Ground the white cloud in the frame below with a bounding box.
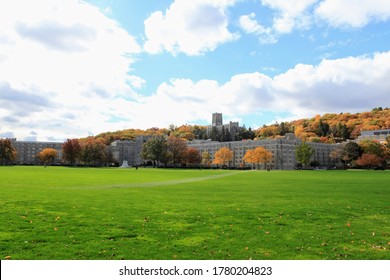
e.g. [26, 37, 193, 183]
[261, 0, 316, 33]
[143, 0, 239, 55]
[239, 0, 316, 44]
[239, 13, 276, 44]
[1, 1, 389, 140]
[240, 0, 390, 44]
[0, 0, 141, 141]
[133, 51, 390, 128]
[315, 0, 390, 28]
[262, 51, 390, 116]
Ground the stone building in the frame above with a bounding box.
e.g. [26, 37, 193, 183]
[212, 112, 223, 126]
[7, 133, 336, 169]
[109, 136, 150, 166]
[188, 133, 336, 169]
[206, 112, 240, 140]
[10, 139, 63, 165]
[356, 129, 390, 143]
[5, 112, 338, 168]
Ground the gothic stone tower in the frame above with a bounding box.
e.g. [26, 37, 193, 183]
[212, 112, 223, 126]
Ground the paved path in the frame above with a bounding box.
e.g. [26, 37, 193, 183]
[80, 171, 244, 190]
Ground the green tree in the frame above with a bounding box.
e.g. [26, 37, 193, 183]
[295, 142, 315, 168]
[341, 142, 362, 166]
[279, 122, 287, 136]
[141, 136, 169, 167]
[210, 126, 220, 141]
[316, 119, 329, 137]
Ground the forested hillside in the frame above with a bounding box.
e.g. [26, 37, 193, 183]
[87, 108, 390, 144]
[255, 107, 390, 143]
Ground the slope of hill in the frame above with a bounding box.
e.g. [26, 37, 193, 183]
[255, 107, 390, 142]
[86, 108, 389, 144]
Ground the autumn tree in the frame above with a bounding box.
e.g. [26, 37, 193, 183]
[0, 139, 17, 165]
[185, 147, 202, 166]
[62, 139, 81, 166]
[295, 142, 315, 168]
[79, 137, 107, 166]
[37, 148, 57, 166]
[201, 151, 212, 167]
[243, 147, 273, 169]
[212, 147, 233, 167]
[141, 136, 169, 167]
[172, 125, 196, 140]
[357, 139, 388, 168]
[356, 154, 383, 169]
[254, 108, 390, 142]
[359, 140, 386, 158]
[167, 136, 188, 165]
[243, 149, 255, 168]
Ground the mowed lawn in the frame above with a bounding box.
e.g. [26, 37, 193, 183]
[0, 166, 389, 260]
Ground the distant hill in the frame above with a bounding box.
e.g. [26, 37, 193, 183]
[255, 107, 390, 143]
[86, 108, 390, 144]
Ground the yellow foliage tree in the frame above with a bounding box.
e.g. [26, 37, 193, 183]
[212, 147, 233, 166]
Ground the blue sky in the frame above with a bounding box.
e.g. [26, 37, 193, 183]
[1, 0, 390, 141]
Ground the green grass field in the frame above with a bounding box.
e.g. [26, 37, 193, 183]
[0, 166, 389, 260]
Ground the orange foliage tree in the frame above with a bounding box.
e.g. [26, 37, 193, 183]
[255, 108, 390, 142]
[185, 147, 202, 166]
[243, 146, 273, 169]
[356, 154, 383, 169]
[212, 147, 233, 166]
[37, 148, 57, 166]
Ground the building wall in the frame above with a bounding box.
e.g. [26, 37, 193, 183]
[10, 139, 63, 165]
[212, 112, 223, 126]
[187, 133, 336, 169]
[8, 133, 337, 169]
[357, 129, 390, 143]
[109, 135, 151, 166]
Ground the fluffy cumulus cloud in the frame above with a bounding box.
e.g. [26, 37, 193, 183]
[137, 51, 390, 125]
[0, 0, 141, 141]
[143, 0, 239, 55]
[271, 52, 390, 117]
[240, 0, 390, 44]
[1, 0, 389, 141]
[240, 0, 316, 44]
[239, 13, 276, 44]
[315, 0, 390, 28]
[261, 0, 316, 33]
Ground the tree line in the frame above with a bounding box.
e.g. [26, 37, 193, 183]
[1, 132, 389, 169]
